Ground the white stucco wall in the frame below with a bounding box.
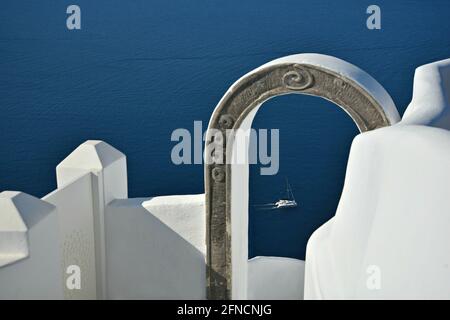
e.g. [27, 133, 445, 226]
[0, 192, 63, 299]
[105, 194, 206, 299]
[55, 140, 128, 299]
[305, 125, 450, 299]
[0, 140, 128, 299]
[43, 173, 97, 299]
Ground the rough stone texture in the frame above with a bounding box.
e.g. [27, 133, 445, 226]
[205, 56, 398, 299]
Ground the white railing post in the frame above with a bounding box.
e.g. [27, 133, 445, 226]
[56, 140, 127, 299]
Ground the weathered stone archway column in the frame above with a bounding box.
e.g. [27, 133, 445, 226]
[204, 54, 400, 299]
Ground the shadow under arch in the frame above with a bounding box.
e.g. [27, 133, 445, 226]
[204, 53, 400, 299]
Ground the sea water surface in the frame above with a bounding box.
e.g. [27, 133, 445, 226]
[1, 0, 450, 260]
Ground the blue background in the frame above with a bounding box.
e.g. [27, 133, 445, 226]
[1, 0, 449, 260]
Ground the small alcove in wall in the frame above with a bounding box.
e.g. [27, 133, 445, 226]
[204, 54, 400, 299]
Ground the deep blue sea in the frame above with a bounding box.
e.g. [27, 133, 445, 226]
[1, 0, 450, 260]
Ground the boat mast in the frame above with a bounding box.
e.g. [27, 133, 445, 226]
[285, 178, 296, 201]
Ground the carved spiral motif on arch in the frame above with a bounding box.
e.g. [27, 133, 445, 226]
[282, 64, 314, 90]
[218, 114, 235, 129]
[211, 166, 225, 182]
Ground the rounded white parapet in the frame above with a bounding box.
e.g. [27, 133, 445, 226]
[305, 125, 450, 299]
[401, 58, 450, 130]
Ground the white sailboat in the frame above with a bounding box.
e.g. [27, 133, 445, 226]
[274, 178, 297, 209]
[254, 178, 298, 210]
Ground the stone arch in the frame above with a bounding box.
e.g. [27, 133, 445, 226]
[204, 54, 399, 299]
